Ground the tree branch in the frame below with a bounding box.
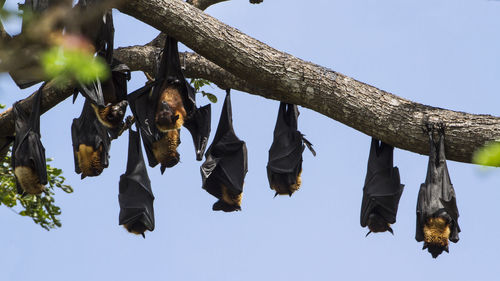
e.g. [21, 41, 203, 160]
[186, 0, 229, 11]
[117, 0, 500, 164]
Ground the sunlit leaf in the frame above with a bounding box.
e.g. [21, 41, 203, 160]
[472, 141, 500, 167]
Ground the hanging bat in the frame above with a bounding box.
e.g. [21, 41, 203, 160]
[12, 83, 47, 195]
[72, 2, 130, 134]
[416, 124, 460, 258]
[201, 90, 247, 212]
[360, 138, 404, 236]
[71, 100, 111, 179]
[128, 35, 211, 173]
[91, 58, 131, 139]
[118, 127, 155, 238]
[266, 102, 315, 197]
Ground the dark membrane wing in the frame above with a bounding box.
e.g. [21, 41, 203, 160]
[127, 82, 162, 167]
[201, 90, 248, 210]
[360, 138, 404, 229]
[118, 128, 155, 235]
[415, 128, 460, 257]
[71, 100, 111, 177]
[12, 84, 48, 194]
[184, 104, 211, 161]
[267, 103, 313, 196]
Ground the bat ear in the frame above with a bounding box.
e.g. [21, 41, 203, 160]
[274, 192, 279, 198]
[141, 233, 146, 239]
[365, 231, 372, 237]
[160, 164, 166, 175]
[387, 226, 394, 235]
[422, 243, 428, 250]
[81, 174, 86, 180]
[444, 245, 449, 253]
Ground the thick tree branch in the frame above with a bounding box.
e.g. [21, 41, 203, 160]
[0, 81, 73, 137]
[116, 0, 500, 165]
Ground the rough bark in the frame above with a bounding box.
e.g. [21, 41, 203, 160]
[116, 0, 500, 164]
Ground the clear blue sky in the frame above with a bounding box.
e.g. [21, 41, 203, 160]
[1, 0, 500, 280]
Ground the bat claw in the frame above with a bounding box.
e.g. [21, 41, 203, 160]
[274, 192, 279, 198]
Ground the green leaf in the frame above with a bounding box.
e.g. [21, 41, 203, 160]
[202, 91, 218, 103]
[41, 47, 109, 85]
[472, 141, 500, 166]
[0, 147, 73, 230]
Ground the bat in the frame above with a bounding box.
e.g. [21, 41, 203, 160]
[118, 127, 155, 238]
[416, 124, 460, 258]
[360, 138, 404, 236]
[266, 102, 315, 197]
[12, 83, 47, 195]
[91, 58, 131, 139]
[201, 90, 247, 212]
[128, 35, 211, 173]
[71, 99, 111, 179]
[73, 2, 130, 134]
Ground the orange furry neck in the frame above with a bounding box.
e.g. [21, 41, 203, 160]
[423, 217, 451, 247]
[14, 166, 45, 194]
[77, 144, 104, 178]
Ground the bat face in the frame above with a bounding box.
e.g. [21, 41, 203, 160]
[270, 170, 302, 197]
[267, 103, 314, 197]
[91, 100, 128, 129]
[152, 130, 181, 173]
[155, 86, 186, 132]
[71, 100, 111, 179]
[360, 138, 404, 236]
[201, 91, 248, 212]
[119, 128, 155, 238]
[12, 84, 47, 195]
[415, 125, 460, 258]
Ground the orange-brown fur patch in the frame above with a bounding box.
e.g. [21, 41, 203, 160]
[14, 166, 45, 194]
[272, 171, 302, 196]
[91, 104, 114, 128]
[156, 86, 186, 132]
[152, 130, 180, 167]
[423, 217, 451, 247]
[221, 184, 242, 207]
[77, 144, 104, 177]
[123, 223, 147, 236]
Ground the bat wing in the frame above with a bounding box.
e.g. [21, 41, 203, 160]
[360, 139, 403, 227]
[118, 128, 155, 233]
[128, 83, 162, 168]
[71, 101, 111, 176]
[202, 91, 247, 204]
[12, 84, 48, 193]
[183, 104, 211, 161]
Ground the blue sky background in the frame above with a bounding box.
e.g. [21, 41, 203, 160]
[1, 0, 500, 280]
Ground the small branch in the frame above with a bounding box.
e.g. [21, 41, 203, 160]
[186, 0, 229, 11]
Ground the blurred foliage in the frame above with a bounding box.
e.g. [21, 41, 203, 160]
[0, 104, 5, 109]
[472, 141, 500, 167]
[41, 46, 109, 85]
[0, 149, 73, 230]
[190, 78, 217, 103]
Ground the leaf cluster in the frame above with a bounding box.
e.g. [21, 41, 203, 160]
[0, 150, 73, 230]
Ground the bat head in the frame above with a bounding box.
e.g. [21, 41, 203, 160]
[124, 222, 149, 239]
[212, 199, 242, 212]
[105, 100, 128, 126]
[422, 216, 451, 258]
[160, 152, 180, 174]
[366, 213, 393, 234]
[423, 243, 449, 258]
[155, 101, 180, 130]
